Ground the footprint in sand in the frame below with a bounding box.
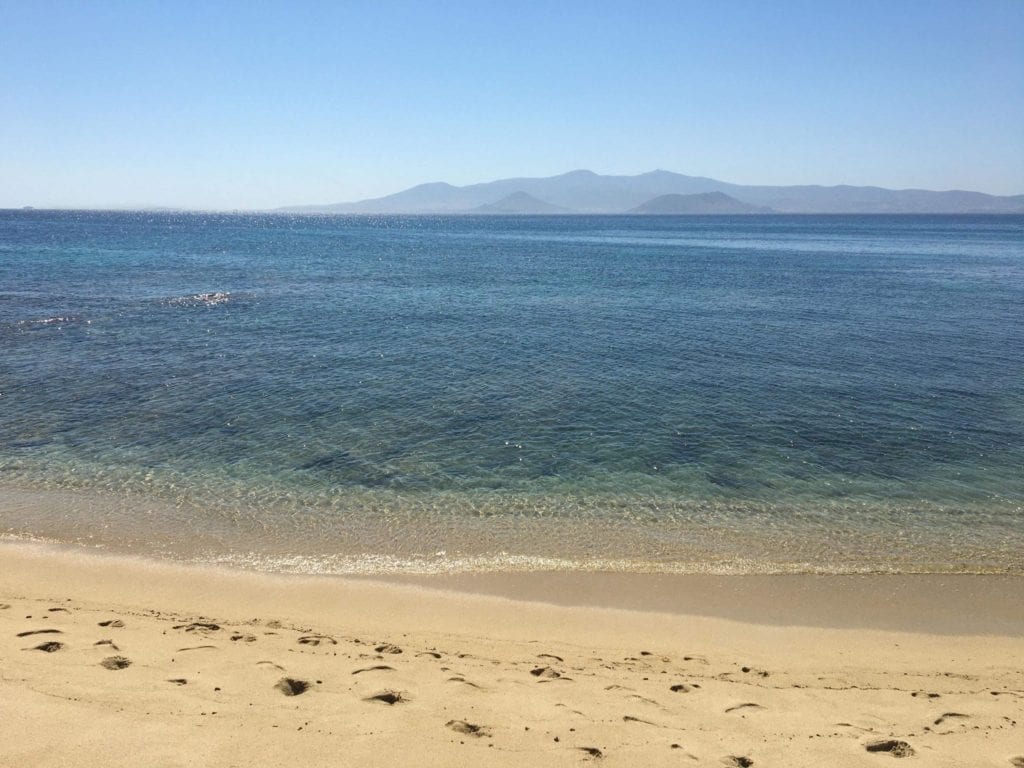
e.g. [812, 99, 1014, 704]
[554, 703, 587, 717]
[531, 666, 561, 679]
[578, 747, 603, 758]
[626, 694, 661, 707]
[230, 633, 257, 642]
[31, 641, 64, 653]
[446, 720, 490, 737]
[98, 619, 124, 628]
[352, 665, 395, 675]
[933, 712, 969, 726]
[177, 645, 217, 652]
[94, 639, 120, 650]
[723, 757, 754, 767]
[0, 604, 11, 610]
[417, 651, 442, 659]
[257, 661, 286, 671]
[865, 740, 914, 758]
[447, 676, 482, 689]
[16, 629, 62, 637]
[364, 690, 405, 705]
[740, 666, 770, 678]
[375, 643, 403, 654]
[725, 703, 763, 714]
[623, 715, 662, 727]
[1009, 757, 1024, 768]
[298, 635, 337, 646]
[670, 683, 700, 693]
[274, 677, 310, 696]
[100, 656, 132, 670]
[173, 622, 220, 633]
[47, 607, 69, 613]
[167, 678, 188, 685]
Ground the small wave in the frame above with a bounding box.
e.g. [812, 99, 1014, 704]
[167, 291, 232, 307]
[193, 551, 1005, 577]
[0, 532, 66, 547]
[16, 315, 90, 329]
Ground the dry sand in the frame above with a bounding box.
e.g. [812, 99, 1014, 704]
[1, 542, 1022, 767]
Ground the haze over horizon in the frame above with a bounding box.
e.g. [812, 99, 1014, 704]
[3, 1, 1023, 210]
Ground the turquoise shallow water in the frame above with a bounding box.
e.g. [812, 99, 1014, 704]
[1, 211, 1022, 573]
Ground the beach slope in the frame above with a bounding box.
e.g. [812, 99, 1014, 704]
[2, 544, 1022, 767]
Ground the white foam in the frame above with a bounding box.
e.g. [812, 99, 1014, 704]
[167, 291, 231, 306]
[191, 550, 951, 577]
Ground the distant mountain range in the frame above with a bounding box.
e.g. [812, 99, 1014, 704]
[277, 169, 1024, 215]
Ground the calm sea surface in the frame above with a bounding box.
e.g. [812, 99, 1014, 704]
[1, 211, 1022, 573]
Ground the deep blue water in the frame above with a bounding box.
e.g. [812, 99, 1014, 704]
[1, 211, 1022, 573]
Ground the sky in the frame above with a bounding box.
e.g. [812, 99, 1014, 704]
[2, 0, 1022, 209]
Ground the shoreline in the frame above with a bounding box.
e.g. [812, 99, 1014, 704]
[4, 538, 1024, 634]
[3, 541, 1023, 766]
[4, 486, 1022, 580]
[3, 539, 1023, 635]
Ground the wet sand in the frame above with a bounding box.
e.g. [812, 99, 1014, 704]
[386, 571, 1024, 635]
[2, 542, 1023, 767]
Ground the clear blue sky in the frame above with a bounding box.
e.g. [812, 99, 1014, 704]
[2, 0, 1022, 209]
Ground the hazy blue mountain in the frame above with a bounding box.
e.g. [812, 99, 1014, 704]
[469, 191, 573, 214]
[276, 170, 726, 213]
[277, 169, 1024, 214]
[722, 185, 1024, 214]
[629, 192, 770, 214]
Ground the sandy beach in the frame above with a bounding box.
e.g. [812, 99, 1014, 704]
[2, 543, 1022, 767]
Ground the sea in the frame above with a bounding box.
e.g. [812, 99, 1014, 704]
[1, 211, 1022, 575]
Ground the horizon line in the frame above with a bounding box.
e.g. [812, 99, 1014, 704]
[7, 168, 1024, 212]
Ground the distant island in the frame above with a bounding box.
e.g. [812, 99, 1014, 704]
[276, 169, 1024, 215]
[628, 192, 771, 215]
[469, 191, 572, 214]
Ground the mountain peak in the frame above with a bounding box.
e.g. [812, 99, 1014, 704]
[409, 181, 457, 191]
